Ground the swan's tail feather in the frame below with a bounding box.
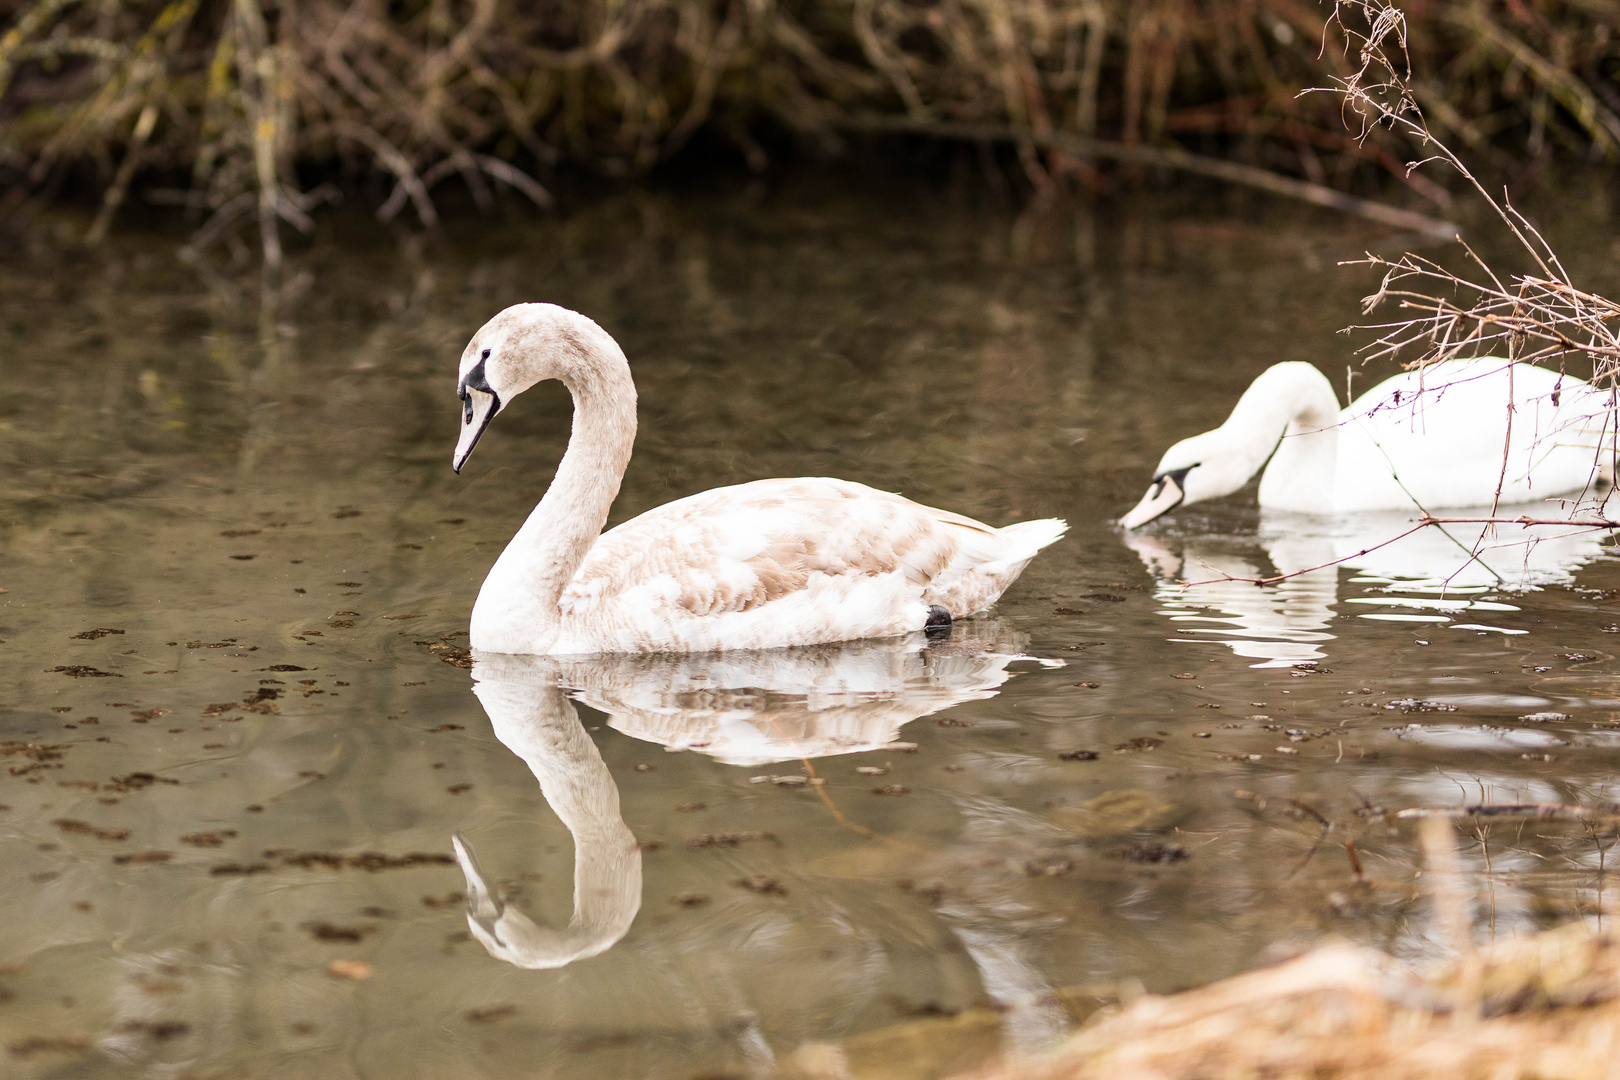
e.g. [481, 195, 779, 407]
[996, 517, 1068, 561]
[926, 516, 1066, 615]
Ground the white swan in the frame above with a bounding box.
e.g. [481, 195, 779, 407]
[1121, 358, 1614, 528]
[454, 303, 1067, 654]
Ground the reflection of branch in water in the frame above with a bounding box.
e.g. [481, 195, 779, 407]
[1177, 522, 1433, 588]
[1178, 515, 1616, 589]
[1584, 822, 1620, 935]
[180, 255, 320, 478]
[797, 756, 916, 852]
[1282, 824, 1333, 884]
[839, 114, 1458, 237]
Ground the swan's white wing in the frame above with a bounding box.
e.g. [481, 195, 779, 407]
[553, 478, 1062, 653]
[1339, 359, 1613, 510]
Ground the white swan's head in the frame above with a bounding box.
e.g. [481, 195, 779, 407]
[453, 303, 629, 473]
[1120, 427, 1261, 529]
[1121, 363, 1342, 528]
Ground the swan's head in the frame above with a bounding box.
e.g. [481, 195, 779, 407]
[453, 303, 627, 473]
[1120, 363, 1339, 528]
[1120, 428, 1257, 529]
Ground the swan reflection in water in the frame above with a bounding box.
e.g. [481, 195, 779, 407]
[1126, 507, 1612, 667]
[457, 651, 642, 969]
[455, 621, 1054, 968]
[559, 618, 1055, 766]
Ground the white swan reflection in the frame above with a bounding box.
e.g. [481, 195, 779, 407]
[557, 618, 1053, 766]
[457, 652, 642, 969]
[1127, 507, 1612, 667]
[456, 623, 1051, 969]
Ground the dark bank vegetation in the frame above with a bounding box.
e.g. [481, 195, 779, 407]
[5, 0, 1620, 262]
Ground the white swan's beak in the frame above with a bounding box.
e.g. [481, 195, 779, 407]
[453, 365, 501, 473]
[1120, 475, 1185, 529]
[452, 832, 503, 925]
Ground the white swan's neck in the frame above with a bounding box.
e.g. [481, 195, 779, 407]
[471, 355, 637, 654]
[1234, 363, 1342, 513]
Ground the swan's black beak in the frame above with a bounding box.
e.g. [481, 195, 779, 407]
[453, 359, 500, 474]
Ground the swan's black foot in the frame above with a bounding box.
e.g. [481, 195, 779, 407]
[924, 605, 953, 638]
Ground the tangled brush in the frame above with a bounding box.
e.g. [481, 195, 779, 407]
[4, 0, 1620, 261]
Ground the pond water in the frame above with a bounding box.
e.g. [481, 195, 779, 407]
[5, 172, 1620, 1079]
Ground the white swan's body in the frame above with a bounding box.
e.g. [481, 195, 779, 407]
[454, 304, 1066, 655]
[1121, 358, 1614, 527]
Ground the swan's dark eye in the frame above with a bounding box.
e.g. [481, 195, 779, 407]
[481, 348, 491, 361]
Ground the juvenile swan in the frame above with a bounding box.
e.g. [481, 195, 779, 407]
[454, 303, 1067, 655]
[1121, 358, 1614, 528]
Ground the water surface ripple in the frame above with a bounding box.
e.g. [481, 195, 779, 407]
[4, 183, 1620, 1078]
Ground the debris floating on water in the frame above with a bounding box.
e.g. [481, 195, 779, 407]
[52, 819, 129, 841]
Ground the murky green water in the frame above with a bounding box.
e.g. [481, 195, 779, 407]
[6, 174, 1620, 1078]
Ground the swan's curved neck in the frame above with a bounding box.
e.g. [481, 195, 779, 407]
[1228, 364, 1343, 513]
[471, 354, 637, 654]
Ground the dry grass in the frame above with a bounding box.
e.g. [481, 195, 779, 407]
[1322, 1, 1620, 396]
[5, 1, 1620, 261]
[963, 922, 1620, 1080]
[958, 818, 1620, 1080]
